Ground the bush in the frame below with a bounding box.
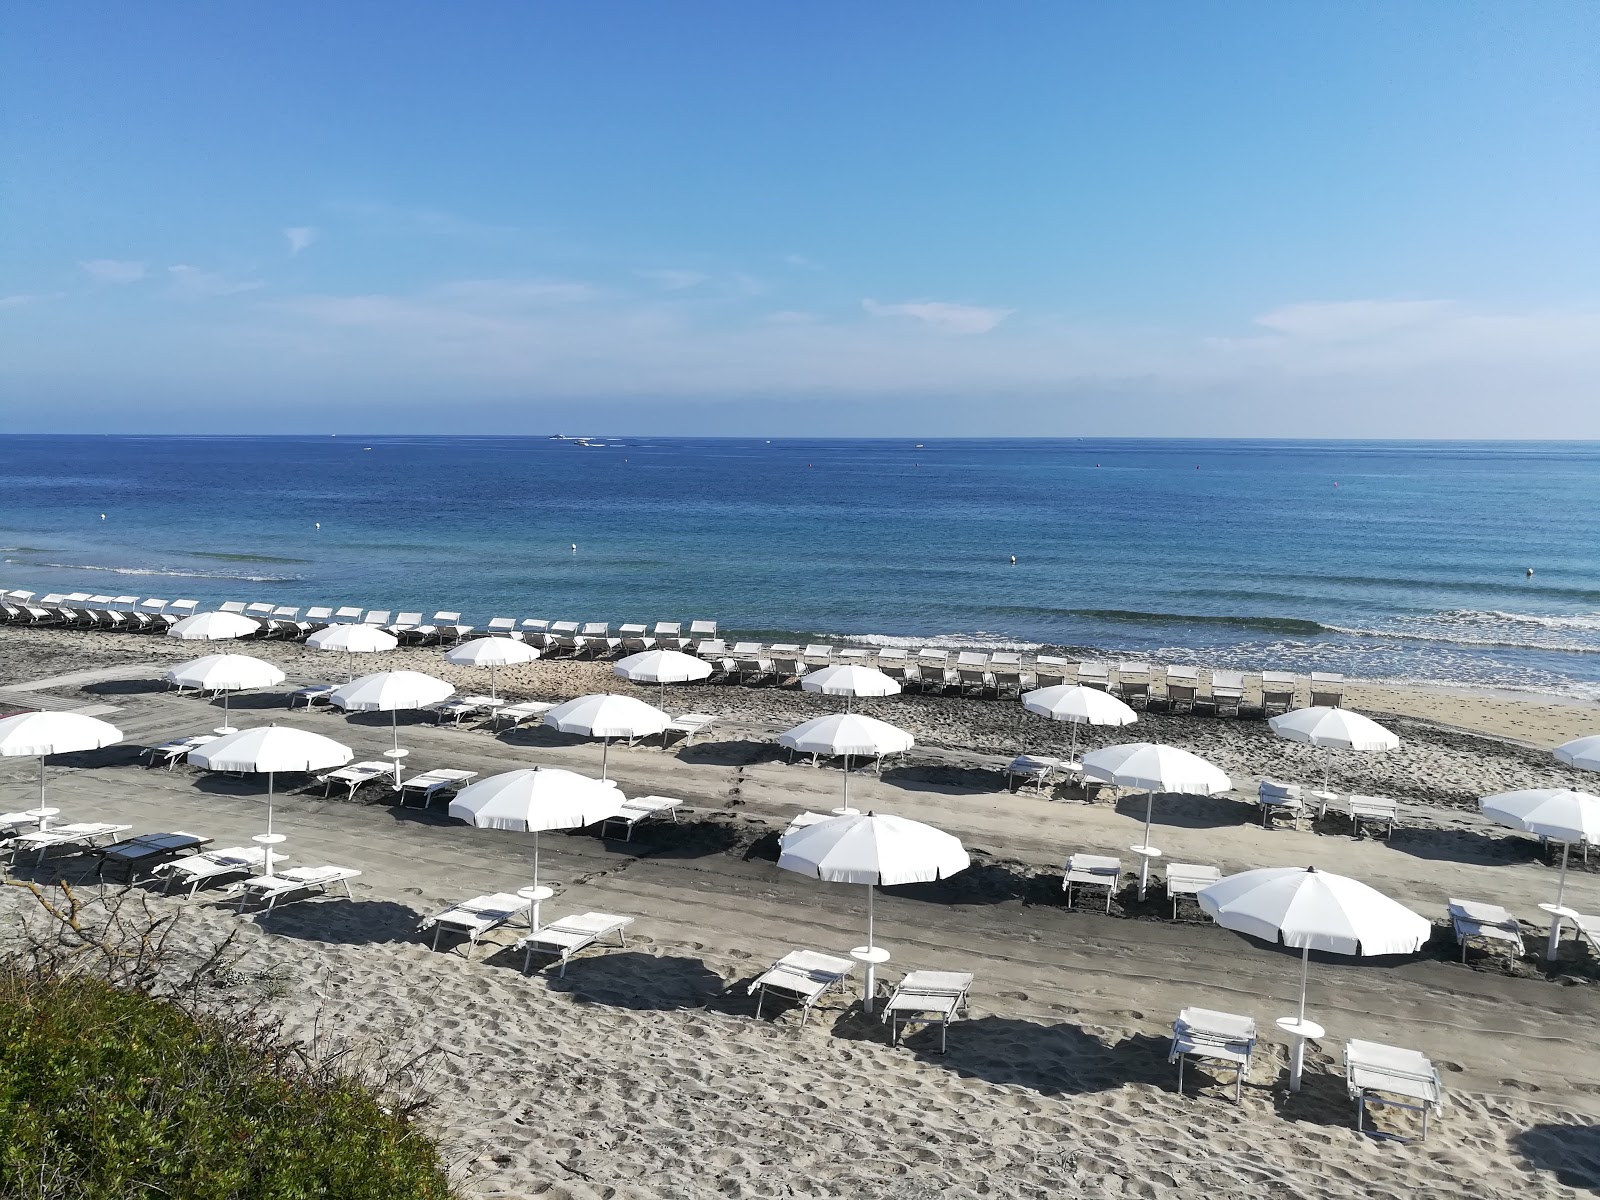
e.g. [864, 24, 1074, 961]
[0, 884, 454, 1200]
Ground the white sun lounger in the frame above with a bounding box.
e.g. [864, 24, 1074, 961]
[140, 733, 220, 770]
[780, 811, 836, 846]
[600, 795, 683, 840]
[11, 823, 133, 865]
[419, 892, 532, 958]
[288, 684, 339, 710]
[1341, 794, 1398, 838]
[515, 911, 635, 975]
[662, 712, 716, 747]
[1164, 863, 1222, 918]
[1171, 1007, 1256, 1103]
[318, 760, 396, 800]
[1448, 897, 1524, 961]
[1063, 854, 1122, 912]
[882, 970, 973, 1052]
[397, 768, 477, 806]
[1258, 779, 1304, 829]
[234, 865, 361, 912]
[493, 700, 557, 730]
[1260, 671, 1298, 715]
[1209, 670, 1247, 716]
[1005, 753, 1070, 794]
[154, 846, 286, 897]
[1344, 1039, 1444, 1140]
[748, 950, 855, 1026]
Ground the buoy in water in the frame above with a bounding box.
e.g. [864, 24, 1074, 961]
[1009, 555, 1017, 565]
[314, 522, 321, 529]
[1527, 567, 1535, 577]
[99, 513, 106, 520]
[571, 543, 578, 553]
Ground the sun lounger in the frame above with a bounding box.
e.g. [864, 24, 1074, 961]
[1209, 670, 1246, 717]
[618, 623, 652, 654]
[600, 795, 683, 840]
[687, 619, 718, 647]
[1310, 672, 1345, 708]
[915, 649, 951, 693]
[1163, 665, 1200, 713]
[486, 617, 523, 639]
[1171, 1008, 1256, 1103]
[363, 610, 392, 627]
[653, 621, 684, 648]
[0, 810, 44, 838]
[11, 823, 134, 865]
[1260, 671, 1298, 715]
[520, 618, 552, 646]
[288, 684, 339, 710]
[303, 606, 336, 630]
[245, 602, 276, 625]
[332, 606, 363, 623]
[748, 949, 855, 1026]
[219, 601, 249, 616]
[318, 760, 397, 800]
[154, 846, 284, 897]
[386, 612, 425, 642]
[1006, 753, 1070, 794]
[1258, 779, 1303, 829]
[1448, 897, 1524, 961]
[1164, 863, 1222, 918]
[733, 643, 773, 684]
[1032, 658, 1067, 690]
[487, 700, 555, 731]
[770, 649, 806, 683]
[397, 768, 477, 806]
[1341, 794, 1398, 838]
[1076, 660, 1111, 691]
[516, 911, 634, 975]
[424, 611, 471, 644]
[1116, 662, 1153, 709]
[93, 831, 212, 880]
[882, 970, 973, 1052]
[234, 865, 361, 912]
[576, 622, 611, 657]
[662, 713, 716, 747]
[1062, 853, 1122, 912]
[420, 892, 532, 958]
[430, 698, 490, 726]
[1344, 1039, 1444, 1140]
[141, 734, 220, 770]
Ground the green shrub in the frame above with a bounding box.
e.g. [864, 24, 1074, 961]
[0, 885, 454, 1200]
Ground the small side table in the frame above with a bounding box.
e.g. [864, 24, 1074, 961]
[851, 945, 891, 1015]
[831, 806, 861, 816]
[383, 747, 409, 785]
[518, 884, 555, 931]
[24, 806, 60, 832]
[252, 832, 287, 878]
[1130, 844, 1162, 901]
[1539, 902, 1581, 960]
[1276, 1016, 1324, 1093]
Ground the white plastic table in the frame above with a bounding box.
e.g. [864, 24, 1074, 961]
[1130, 844, 1162, 901]
[851, 946, 891, 1014]
[1539, 902, 1581, 960]
[252, 832, 287, 878]
[383, 747, 409, 784]
[24, 806, 60, 831]
[518, 884, 555, 930]
[1276, 1016, 1324, 1093]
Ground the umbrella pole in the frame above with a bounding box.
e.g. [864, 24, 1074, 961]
[38, 754, 48, 823]
[602, 737, 610, 780]
[842, 753, 853, 813]
[1136, 792, 1157, 900]
[860, 882, 881, 1014]
[491, 664, 497, 701]
[1547, 842, 1573, 960]
[1298, 945, 1309, 1022]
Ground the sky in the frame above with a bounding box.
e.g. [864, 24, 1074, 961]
[2, 3, 1597, 436]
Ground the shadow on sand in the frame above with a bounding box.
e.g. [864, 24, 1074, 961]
[1513, 1123, 1600, 1191]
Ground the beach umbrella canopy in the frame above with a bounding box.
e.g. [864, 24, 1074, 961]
[448, 766, 621, 917]
[0, 711, 124, 814]
[800, 664, 901, 710]
[613, 649, 712, 686]
[1269, 706, 1400, 790]
[1198, 865, 1430, 1090]
[544, 693, 671, 779]
[445, 636, 540, 699]
[330, 670, 455, 755]
[1021, 685, 1137, 760]
[778, 810, 969, 1012]
[165, 654, 287, 732]
[188, 726, 351, 868]
[306, 623, 399, 681]
[1555, 735, 1600, 773]
[1481, 787, 1600, 957]
[166, 611, 260, 641]
[1080, 742, 1231, 868]
[778, 713, 915, 814]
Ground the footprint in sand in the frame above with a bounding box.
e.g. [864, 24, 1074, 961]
[997, 990, 1029, 1001]
[727, 948, 752, 959]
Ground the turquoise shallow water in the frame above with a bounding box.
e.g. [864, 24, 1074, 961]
[1, 435, 1597, 698]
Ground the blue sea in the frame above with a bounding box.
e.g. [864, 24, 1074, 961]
[1, 436, 1597, 700]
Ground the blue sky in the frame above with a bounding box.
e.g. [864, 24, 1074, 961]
[3, 3, 1597, 435]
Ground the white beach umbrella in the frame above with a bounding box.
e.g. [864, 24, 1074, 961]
[1481, 787, 1600, 958]
[165, 654, 287, 733]
[544, 693, 671, 779]
[800, 664, 901, 711]
[166, 611, 261, 641]
[1269, 706, 1400, 789]
[778, 810, 969, 1012]
[445, 636, 540, 699]
[778, 713, 915, 814]
[613, 649, 712, 687]
[330, 670, 455, 775]
[1555, 735, 1600, 773]
[1021, 684, 1137, 761]
[188, 726, 351, 873]
[1198, 865, 1431, 1090]
[0, 711, 123, 819]
[306, 623, 399, 681]
[448, 766, 621, 925]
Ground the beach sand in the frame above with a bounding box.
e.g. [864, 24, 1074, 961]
[2, 624, 1600, 1199]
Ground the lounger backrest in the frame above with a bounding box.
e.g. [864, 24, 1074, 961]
[334, 606, 363, 621]
[65, 593, 92, 603]
[1212, 671, 1245, 691]
[991, 651, 1022, 666]
[957, 651, 989, 667]
[696, 639, 726, 655]
[306, 606, 334, 620]
[653, 622, 681, 636]
[803, 644, 833, 658]
[219, 601, 246, 614]
[521, 619, 549, 631]
[581, 622, 609, 636]
[488, 618, 516, 633]
[732, 642, 761, 654]
[688, 620, 717, 635]
[618, 623, 647, 636]
[246, 603, 275, 619]
[878, 648, 908, 661]
[273, 606, 300, 618]
[551, 621, 579, 634]
[364, 611, 392, 624]
[394, 612, 423, 625]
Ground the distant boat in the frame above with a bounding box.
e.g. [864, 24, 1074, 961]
[548, 434, 569, 440]
[915, 444, 924, 448]
[363, 447, 373, 451]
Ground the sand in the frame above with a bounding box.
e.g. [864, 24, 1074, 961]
[2, 623, 1600, 1199]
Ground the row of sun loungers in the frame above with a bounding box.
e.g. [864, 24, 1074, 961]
[1257, 781, 1400, 837]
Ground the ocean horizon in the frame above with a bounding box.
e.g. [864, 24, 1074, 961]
[2, 434, 1597, 700]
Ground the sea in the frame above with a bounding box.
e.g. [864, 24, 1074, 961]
[1, 436, 1597, 701]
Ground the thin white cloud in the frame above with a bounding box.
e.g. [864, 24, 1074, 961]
[0, 294, 35, 308]
[1251, 299, 1452, 342]
[166, 265, 264, 298]
[638, 269, 708, 291]
[80, 259, 148, 284]
[862, 298, 1014, 335]
[284, 226, 318, 256]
